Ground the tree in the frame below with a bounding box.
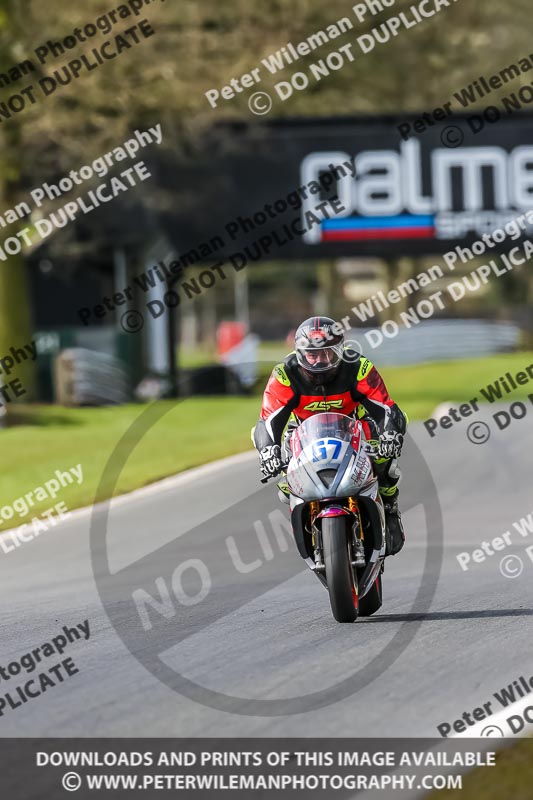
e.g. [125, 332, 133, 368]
[0, 3, 38, 398]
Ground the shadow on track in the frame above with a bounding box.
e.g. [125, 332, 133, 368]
[360, 608, 533, 623]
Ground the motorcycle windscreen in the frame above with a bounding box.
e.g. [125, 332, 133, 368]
[290, 412, 361, 459]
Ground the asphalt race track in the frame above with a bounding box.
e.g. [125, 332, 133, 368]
[1, 405, 532, 738]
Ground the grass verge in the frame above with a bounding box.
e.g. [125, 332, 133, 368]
[427, 738, 533, 799]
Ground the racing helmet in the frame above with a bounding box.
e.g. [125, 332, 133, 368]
[294, 316, 344, 382]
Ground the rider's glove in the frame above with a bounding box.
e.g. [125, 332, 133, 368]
[378, 431, 403, 459]
[259, 445, 282, 478]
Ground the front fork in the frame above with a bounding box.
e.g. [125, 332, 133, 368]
[309, 500, 362, 574]
[309, 501, 324, 573]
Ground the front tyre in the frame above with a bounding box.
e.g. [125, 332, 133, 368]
[322, 516, 358, 623]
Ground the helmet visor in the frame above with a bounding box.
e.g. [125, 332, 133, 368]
[296, 342, 344, 373]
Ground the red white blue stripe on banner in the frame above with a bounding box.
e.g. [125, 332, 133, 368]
[321, 215, 435, 241]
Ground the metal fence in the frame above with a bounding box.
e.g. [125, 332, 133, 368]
[345, 319, 522, 365]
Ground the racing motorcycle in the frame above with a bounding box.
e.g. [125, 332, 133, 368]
[264, 412, 386, 623]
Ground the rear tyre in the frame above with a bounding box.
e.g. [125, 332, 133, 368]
[358, 573, 383, 617]
[322, 517, 358, 623]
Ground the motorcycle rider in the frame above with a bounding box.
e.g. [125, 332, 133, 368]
[253, 316, 407, 555]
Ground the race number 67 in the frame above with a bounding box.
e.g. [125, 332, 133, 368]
[312, 438, 342, 461]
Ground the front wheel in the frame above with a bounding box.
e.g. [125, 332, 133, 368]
[322, 516, 358, 623]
